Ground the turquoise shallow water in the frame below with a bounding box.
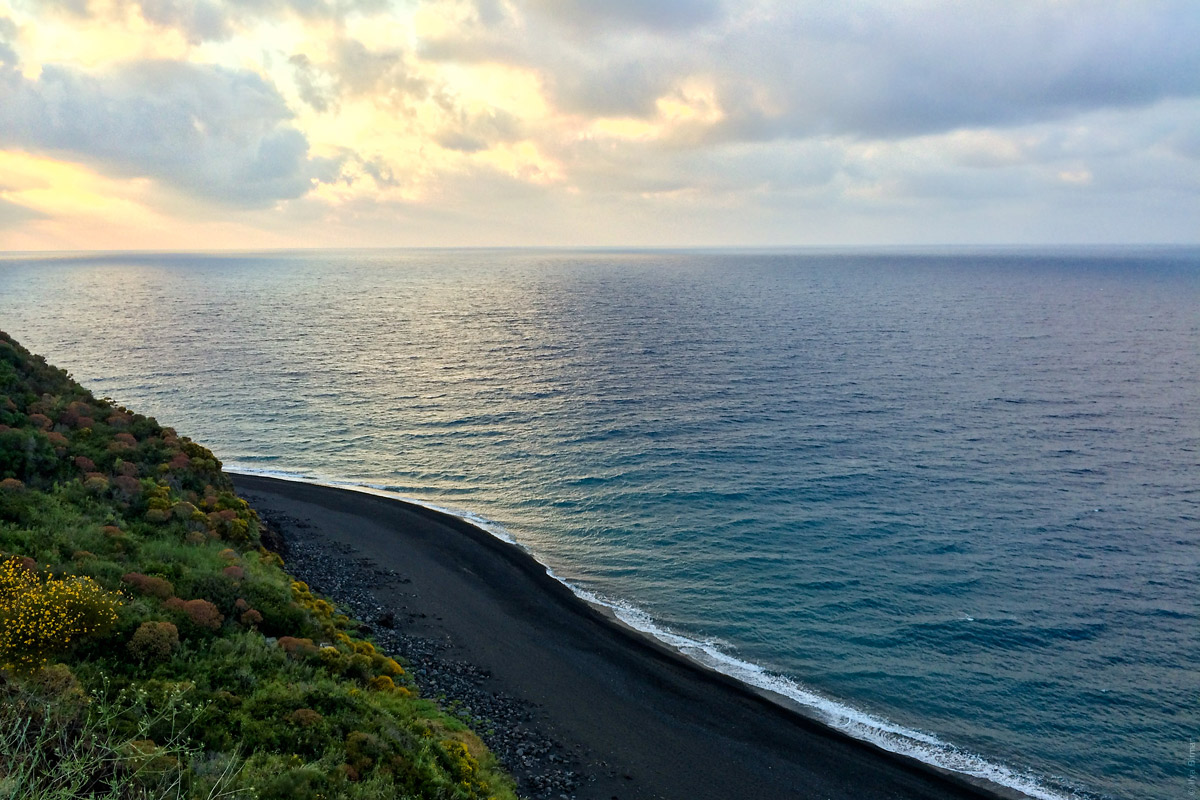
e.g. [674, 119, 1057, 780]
[1, 248, 1197, 799]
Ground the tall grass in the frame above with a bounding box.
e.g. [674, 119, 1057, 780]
[0, 677, 245, 800]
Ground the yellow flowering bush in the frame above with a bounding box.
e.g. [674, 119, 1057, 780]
[0, 556, 122, 673]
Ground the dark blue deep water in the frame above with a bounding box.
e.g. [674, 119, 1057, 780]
[2, 248, 1197, 799]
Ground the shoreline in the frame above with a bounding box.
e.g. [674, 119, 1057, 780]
[231, 472, 1035, 800]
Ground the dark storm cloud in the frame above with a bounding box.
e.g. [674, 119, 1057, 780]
[0, 59, 339, 205]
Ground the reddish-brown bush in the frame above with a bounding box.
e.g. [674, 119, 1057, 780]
[180, 599, 223, 630]
[66, 401, 93, 419]
[112, 475, 141, 499]
[121, 572, 175, 599]
[0, 478, 24, 492]
[73, 456, 96, 472]
[27, 413, 51, 430]
[222, 565, 245, 581]
[240, 609, 263, 626]
[277, 636, 319, 657]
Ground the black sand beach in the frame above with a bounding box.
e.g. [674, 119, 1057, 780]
[232, 474, 1017, 800]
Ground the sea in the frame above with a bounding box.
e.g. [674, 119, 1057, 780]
[1, 247, 1196, 800]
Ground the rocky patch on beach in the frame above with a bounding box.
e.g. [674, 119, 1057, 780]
[253, 507, 588, 800]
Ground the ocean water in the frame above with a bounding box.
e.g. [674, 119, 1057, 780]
[1, 248, 1197, 799]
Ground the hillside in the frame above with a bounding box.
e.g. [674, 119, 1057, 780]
[0, 330, 517, 800]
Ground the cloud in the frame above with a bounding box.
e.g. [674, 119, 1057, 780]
[331, 38, 427, 101]
[0, 196, 46, 229]
[0, 13, 18, 54]
[421, 1, 1200, 143]
[28, 0, 397, 43]
[0, 58, 338, 205]
[524, 0, 722, 34]
[290, 37, 429, 113]
[702, 2, 1200, 142]
[136, 0, 232, 43]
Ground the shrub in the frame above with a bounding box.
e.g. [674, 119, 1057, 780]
[122, 572, 175, 599]
[286, 708, 323, 727]
[0, 556, 122, 672]
[83, 474, 110, 493]
[277, 636, 319, 657]
[256, 767, 330, 800]
[345, 730, 385, 774]
[112, 474, 142, 500]
[171, 501, 199, 521]
[378, 657, 405, 677]
[225, 518, 251, 544]
[181, 598, 223, 631]
[128, 621, 180, 662]
[166, 596, 224, 633]
[367, 675, 396, 692]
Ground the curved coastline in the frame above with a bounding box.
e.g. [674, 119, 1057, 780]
[229, 469, 1057, 800]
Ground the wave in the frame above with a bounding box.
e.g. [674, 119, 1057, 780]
[225, 464, 1092, 800]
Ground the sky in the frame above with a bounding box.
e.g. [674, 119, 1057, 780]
[1, 0, 1198, 250]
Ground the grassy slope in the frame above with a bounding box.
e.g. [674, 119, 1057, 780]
[0, 330, 517, 800]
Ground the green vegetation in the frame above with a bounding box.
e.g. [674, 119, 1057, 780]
[0, 331, 517, 800]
